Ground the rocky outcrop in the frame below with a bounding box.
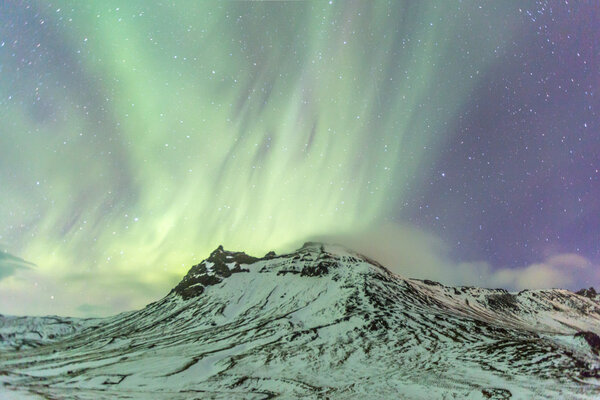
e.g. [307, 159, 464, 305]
[576, 287, 598, 299]
[575, 331, 600, 355]
[171, 245, 265, 299]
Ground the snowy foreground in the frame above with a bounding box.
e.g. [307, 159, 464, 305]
[2, 243, 600, 399]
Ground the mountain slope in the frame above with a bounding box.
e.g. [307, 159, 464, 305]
[1, 243, 600, 399]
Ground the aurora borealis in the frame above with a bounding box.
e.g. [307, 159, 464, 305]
[1, 1, 599, 317]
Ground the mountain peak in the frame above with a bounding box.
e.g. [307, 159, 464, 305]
[172, 247, 261, 299]
[211, 244, 225, 254]
[299, 241, 325, 251]
[171, 242, 386, 300]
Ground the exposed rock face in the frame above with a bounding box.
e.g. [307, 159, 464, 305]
[577, 287, 598, 299]
[487, 292, 519, 311]
[2, 243, 600, 399]
[171, 245, 264, 299]
[575, 331, 600, 355]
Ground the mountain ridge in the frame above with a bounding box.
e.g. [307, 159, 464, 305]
[2, 242, 600, 399]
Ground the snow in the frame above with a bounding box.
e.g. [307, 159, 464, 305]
[204, 261, 214, 272]
[2, 243, 600, 398]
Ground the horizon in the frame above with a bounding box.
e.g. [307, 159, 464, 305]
[1, 240, 596, 319]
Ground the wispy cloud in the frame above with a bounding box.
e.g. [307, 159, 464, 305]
[0, 251, 35, 281]
[308, 223, 598, 291]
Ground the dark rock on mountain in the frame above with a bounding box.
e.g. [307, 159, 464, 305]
[263, 250, 277, 259]
[575, 331, 600, 355]
[481, 387, 512, 399]
[487, 292, 519, 311]
[171, 245, 262, 299]
[576, 287, 598, 299]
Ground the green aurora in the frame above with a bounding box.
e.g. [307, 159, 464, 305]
[1, 1, 519, 316]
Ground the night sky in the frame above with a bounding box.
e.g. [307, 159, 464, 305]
[1, 1, 598, 317]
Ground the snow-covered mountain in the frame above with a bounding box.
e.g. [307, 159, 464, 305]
[2, 242, 600, 399]
[0, 314, 100, 351]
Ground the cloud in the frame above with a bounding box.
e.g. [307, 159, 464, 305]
[492, 254, 595, 290]
[308, 223, 599, 291]
[0, 251, 35, 281]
